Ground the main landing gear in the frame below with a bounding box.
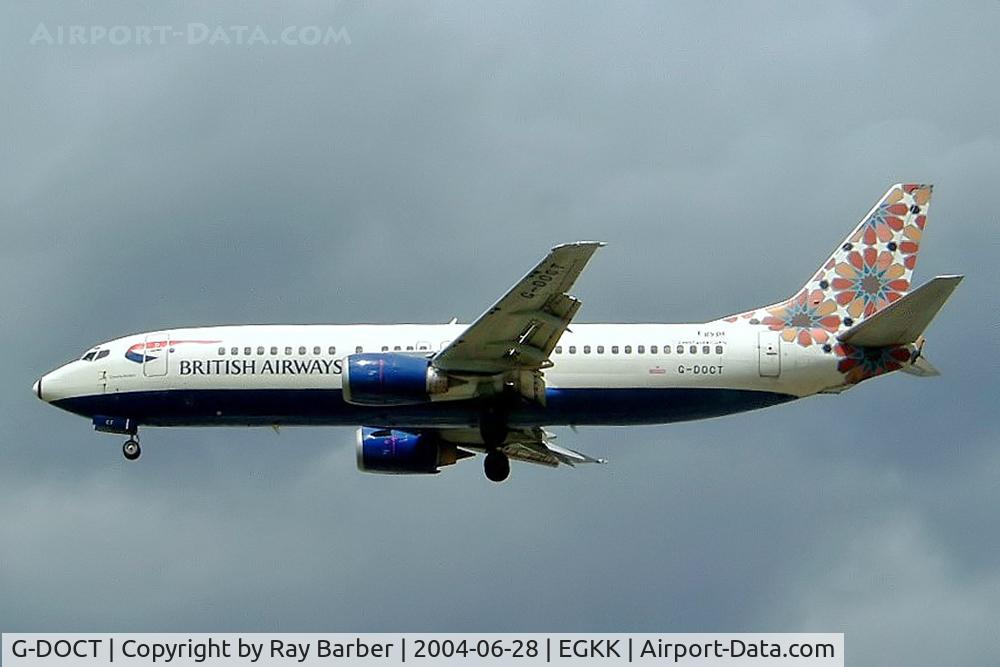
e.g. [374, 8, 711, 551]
[480, 402, 510, 483]
[484, 450, 510, 483]
[122, 438, 141, 461]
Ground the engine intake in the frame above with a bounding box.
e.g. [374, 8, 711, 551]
[355, 427, 470, 474]
[342, 353, 448, 406]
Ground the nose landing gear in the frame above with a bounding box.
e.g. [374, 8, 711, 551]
[122, 438, 141, 461]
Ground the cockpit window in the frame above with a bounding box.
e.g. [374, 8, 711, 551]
[82, 351, 97, 361]
[95, 350, 110, 360]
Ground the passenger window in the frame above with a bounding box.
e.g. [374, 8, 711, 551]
[298, 346, 307, 355]
[597, 345, 604, 354]
[244, 347, 252, 355]
[612, 346, 619, 354]
[381, 346, 389, 352]
[583, 345, 591, 354]
[96, 350, 110, 360]
[270, 346, 278, 355]
[232, 347, 239, 355]
[664, 345, 671, 354]
[393, 346, 401, 351]
[676, 345, 684, 354]
[555, 346, 563, 354]
[218, 347, 225, 355]
[650, 345, 658, 354]
[690, 345, 697, 354]
[285, 346, 292, 355]
[406, 345, 414, 351]
[355, 346, 363, 353]
[313, 346, 321, 355]
[257, 346, 265, 355]
[328, 346, 336, 355]
[703, 345, 710, 354]
[569, 346, 577, 354]
[418, 344, 428, 351]
[624, 345, 632, 354]
[638, 345, 645, 354]
[716, 345, 723, 354]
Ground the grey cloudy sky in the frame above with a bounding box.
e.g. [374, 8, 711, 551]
[2, 1, 999, 664]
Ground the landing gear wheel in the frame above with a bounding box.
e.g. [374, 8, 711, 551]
[122, 439, 141, 461]
[484, 450, 510, 483]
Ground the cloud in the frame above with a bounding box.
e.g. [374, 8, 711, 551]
[1, 2, 998, 664]
[779, 508, 1000, 665]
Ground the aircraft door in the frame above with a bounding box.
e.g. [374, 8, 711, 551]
[143, 333, 170, 377]
[758, 330, 780, 377]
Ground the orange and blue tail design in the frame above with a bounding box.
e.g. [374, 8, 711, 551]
[717, 183, 933, 382]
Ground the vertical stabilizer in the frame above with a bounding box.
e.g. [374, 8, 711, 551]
[805, 183, 932, 320]
[718, 184, 934, 346]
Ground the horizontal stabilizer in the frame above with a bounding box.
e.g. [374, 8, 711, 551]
[838, 275, 963, 347]
[900, 355, 940, 378]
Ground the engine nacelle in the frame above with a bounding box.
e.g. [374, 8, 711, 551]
[355, 427, 469, 474]
[342, 353, 448, 406]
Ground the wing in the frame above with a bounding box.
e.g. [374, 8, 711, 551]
[438, 426, 606, 468]
[433, 242, 604, 374]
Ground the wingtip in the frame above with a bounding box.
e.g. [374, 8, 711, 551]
[551, 241, 607, 251]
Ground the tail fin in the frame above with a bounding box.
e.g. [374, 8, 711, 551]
[806, 183, 932, 321]
[718, 184, 935, 347]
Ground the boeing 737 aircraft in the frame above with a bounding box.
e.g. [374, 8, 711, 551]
[34, 184, 961, 482]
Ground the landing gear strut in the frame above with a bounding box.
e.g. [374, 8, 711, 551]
[484, 450, 510, 483]
[479, 403, 508, 448]
[479, 401, 511, 482]
[122, 438, 141, 461]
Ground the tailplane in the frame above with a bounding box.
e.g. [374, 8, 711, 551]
[899, 353, 940, 378]
[838, 275, 963, 347]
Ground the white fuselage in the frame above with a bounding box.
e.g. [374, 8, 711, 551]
[37, 321, 850, 430]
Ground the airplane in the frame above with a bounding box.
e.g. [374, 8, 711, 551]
[33, 184, 961, 482]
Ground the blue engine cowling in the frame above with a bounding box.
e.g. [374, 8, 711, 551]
[342, 353, 442, 406]
[356, 427, 442, 474]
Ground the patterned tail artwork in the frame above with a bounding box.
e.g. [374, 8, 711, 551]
[717, 183, 933, 383]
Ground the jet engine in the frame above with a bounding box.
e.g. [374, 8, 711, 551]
[341, 353, 450, 406]
[355, 427, 471, 474]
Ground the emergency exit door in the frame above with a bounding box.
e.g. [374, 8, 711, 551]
[758, 330, 781, 377]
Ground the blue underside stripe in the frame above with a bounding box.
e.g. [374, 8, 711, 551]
[53, 387, 797, 428]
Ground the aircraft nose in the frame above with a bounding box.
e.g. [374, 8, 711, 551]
[32, 377, 43, 401]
